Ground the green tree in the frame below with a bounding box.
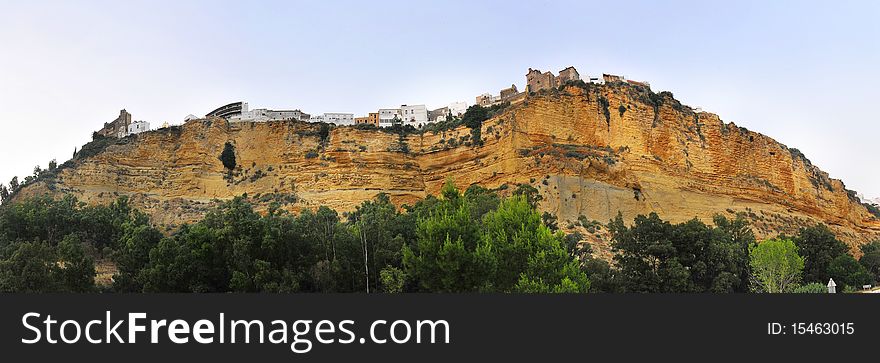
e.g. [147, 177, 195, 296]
[486, 197, 589, 293]
[113, 224, 163, 292]
[55, 234, 95, 292]
[609, 212, 683, 292]
[461, 105, 488, 145]
[582, 258, 619, 293]
[0, 183, 9, 204]
[403, 181, 587, 292]
[0, 241, 58, 292]
[794, 224, 847, 283]
[512, 184, 543, 208]
[709, 214, 755, 292]
[749, 239, 804, 293]
[463, 185, 500, 219]
[827, 254, 872, 289]
[856, 240, 880, 284]
[9, 176, 19, 192]
[860, 240, 880, 255]
[403, 181, 489, 292]
[379, 266, 405, 293]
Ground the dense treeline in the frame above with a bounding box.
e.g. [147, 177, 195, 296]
[0, 181, 877, 293]
[0, 181, 587, 293]
[585, 214, 877, 293]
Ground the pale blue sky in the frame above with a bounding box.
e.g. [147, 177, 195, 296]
[1, 0, 878, 197]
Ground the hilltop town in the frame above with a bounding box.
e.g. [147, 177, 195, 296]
[93, 66, 654, 137]
[4, 62, 876, 259]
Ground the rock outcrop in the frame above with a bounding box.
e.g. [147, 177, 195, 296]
[15, 82, 880, 256]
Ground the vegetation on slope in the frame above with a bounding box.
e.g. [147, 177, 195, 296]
[1, 182, 875, 293]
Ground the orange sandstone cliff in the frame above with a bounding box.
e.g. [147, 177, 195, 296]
[15, 83, 880, 257]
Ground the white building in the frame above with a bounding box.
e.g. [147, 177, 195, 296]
[378, 108, 402, 127]
[447, 101, 468, 117]
[376, 105, 427, 127]
[321, 112, 355, 125]
[127, 121, 150, 135]
[234, 108, 309, 122]
[400, 104, 428, 127]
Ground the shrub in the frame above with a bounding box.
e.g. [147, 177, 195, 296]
[863, 203, 880, 218]
[597, 96, 611, 125]
[219, 142, 236, 170]
[791, 282, 827, 293]
[76, 135, 116, 161]
[305, 150, 319, 159]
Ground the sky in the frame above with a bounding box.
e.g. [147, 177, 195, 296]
[0, 0, 878, 197]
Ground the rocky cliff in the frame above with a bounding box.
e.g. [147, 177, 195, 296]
[15, 82, 880, 257]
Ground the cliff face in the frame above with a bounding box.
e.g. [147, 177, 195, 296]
[16, 83, 880, 256]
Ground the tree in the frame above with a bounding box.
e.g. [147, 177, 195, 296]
[609, 212, 682, 292]
[0, 241, 58, 292]
[318, 123, 331, 146]
[461, 105, 488, 130]
[403, 182, 588, 292]
[858, 241, 880, 284]
[542, 212, 558, 232]
[55, 234, 95, 292]
[219, 142, 236, 170]
[562, 231, 588, 258]
[749, 239, 804, 293]
[861, 240, 880, 255]
[461, 105, 488, 146]
[710, 214, 755, 292]
[463, 185, 500, 219]
[512, 184, 542, 208]
[794, 224, 847, 283]
[402, 181, 489, 292]
[9, 176, 18, 192]
[486, 197, 589, 293]
[48, 159, 57, 171]
[0, 183, 8, 204]
[828, 254, 872, 289]
[379, 266, 405, 293]
[347, 193, 407, 293]
[113, 224, 163, 292]
[582, 258, 619, 293]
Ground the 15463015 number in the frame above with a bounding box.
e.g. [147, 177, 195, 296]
[790, 322, 854, 335]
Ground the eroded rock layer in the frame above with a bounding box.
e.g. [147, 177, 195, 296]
[16, 83, 880, 256]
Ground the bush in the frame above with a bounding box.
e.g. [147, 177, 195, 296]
[219, 142, 236, 170]
[75, 134, 116, 161]
[863, 203, 880, 218]
[791, 282, 827, 293]
[597, 96, 611, 125]
[305, 150, 319, 159]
